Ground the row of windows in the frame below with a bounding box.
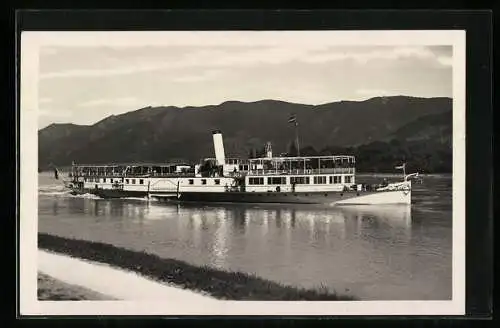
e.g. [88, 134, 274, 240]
[85, 177, 227, 186]
[330, 176, 341, 184]
[268, 177, 287, 185]
[249, 177, 265, 185]
[248, 175, 353, 185]
[188, 179, 221, 185]
[314, 176, 327, 184]
[290, 176, 310, 185]
[85, 177, 145, 185]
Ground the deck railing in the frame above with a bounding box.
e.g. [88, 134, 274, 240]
[73, 172, 195, 178]
[248, 167, 355, 176]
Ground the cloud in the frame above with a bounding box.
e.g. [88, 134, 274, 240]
[436, 56, 453, 66]
[302, 46, 444, 66]
[40, 45, 452, 81]
[78, 97, 142, 108]
[37, 45, 331, 80]
[38, 108, 72, 117]
[170, 69, 225, 83]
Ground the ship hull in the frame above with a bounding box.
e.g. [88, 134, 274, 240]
[69, 188, 411, 205]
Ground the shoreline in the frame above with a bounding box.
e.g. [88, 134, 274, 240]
[38, 233, 355, 301]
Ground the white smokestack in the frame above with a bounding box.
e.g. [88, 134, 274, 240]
[212, 130, 226, 165]
[265, 142, 272, 158]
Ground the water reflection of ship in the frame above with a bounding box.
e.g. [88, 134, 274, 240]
[340, 205, 412, 229]
[52, 200, 59, 216]
[205, 204, 407, 241]
[88, 199, 150, 220]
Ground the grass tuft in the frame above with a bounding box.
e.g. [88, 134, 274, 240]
[38, 233, 356, 301]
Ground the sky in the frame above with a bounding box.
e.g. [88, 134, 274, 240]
[34, 32, 453, 129]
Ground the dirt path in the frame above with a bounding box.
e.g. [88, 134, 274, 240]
[38, 249, 218, 302]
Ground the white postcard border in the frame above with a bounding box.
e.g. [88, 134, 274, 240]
[19, 30, 466, 316]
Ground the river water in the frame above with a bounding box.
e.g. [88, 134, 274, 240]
[38, 172, 452, 300]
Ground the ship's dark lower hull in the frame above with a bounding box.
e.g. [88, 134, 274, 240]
[69, 188, 410, 205]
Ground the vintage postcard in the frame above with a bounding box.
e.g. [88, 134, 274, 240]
[19, 30, 465, 316]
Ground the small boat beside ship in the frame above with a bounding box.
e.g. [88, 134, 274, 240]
[60, 130, 420, 205]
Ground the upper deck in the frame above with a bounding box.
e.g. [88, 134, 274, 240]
[247, 155, 356, 176]
[71, 162, 194, 178]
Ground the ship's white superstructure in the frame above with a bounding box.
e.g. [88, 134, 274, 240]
[64, 130, 419, 205]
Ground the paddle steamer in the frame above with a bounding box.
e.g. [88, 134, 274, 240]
[62, 131, 419, 205]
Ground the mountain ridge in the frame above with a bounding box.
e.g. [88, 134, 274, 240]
[38, 96, 452, 172]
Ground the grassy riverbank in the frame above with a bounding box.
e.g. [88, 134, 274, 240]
[38, 233, 355, 301]
[38, 272, 115, 301]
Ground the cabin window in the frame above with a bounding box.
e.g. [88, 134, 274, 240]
[215, 179, 220, 185]
[202, 179, 207, 185]
[249, 177, 264, 185]
[103, 178, 106, 183]
[132, 179, 136, 184]
[345, 176, 353, 184]
[290, 176, 310, 184]
[139, 179, 144, 185]
[189, 179, 194, 185]
[267, 177, 286, 185]
[314, 176, 327, 184]
[331, 175, 342, 184]
[110, 178, 114, 183]
[125, 179, 129, 184]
